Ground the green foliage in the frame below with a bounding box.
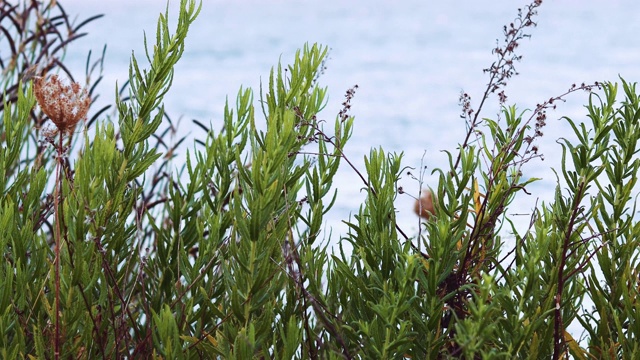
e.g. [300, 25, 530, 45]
[2, 0, 640, 359]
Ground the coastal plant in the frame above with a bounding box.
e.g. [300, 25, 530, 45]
[1, 0, 640, 359]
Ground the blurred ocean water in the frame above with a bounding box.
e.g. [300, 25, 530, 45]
[26, 0, 640, 343]
[59, 0, 640, 243]
[49, 0, 640, 249]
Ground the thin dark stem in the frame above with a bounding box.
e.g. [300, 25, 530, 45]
[92, 236, 140, 350]
[308, 125, 411, 243]
[53, 131, 63, 360]
[553, 181, 586, 360]
[453, 72, 499, 172]
[453, 1, 542, 172]
[494, 200, 540, 283]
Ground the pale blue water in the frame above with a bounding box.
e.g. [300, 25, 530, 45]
[60, 0, 640, 233]
[48, 0, 640, 342]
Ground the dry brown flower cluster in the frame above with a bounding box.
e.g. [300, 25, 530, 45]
[34, 74, 90, 134]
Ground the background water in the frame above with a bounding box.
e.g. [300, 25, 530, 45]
[49, 0, 640, 341]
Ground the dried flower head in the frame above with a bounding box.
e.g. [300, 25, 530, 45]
[34, 74, 90, 134]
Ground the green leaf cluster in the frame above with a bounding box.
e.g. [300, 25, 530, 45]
[2, 0, 640, 359]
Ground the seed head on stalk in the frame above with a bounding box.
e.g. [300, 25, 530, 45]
[34, 74, 90, 135]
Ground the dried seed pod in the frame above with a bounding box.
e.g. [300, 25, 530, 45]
[414, 190, 435, 220]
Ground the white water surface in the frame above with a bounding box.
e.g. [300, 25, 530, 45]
[60, 0, 640, 230]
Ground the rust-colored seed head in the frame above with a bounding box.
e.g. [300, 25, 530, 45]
[33, 74, 90, 134]
[414, 190, 435, 220]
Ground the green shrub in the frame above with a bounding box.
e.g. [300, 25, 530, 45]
[1, 0, 639, 358]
